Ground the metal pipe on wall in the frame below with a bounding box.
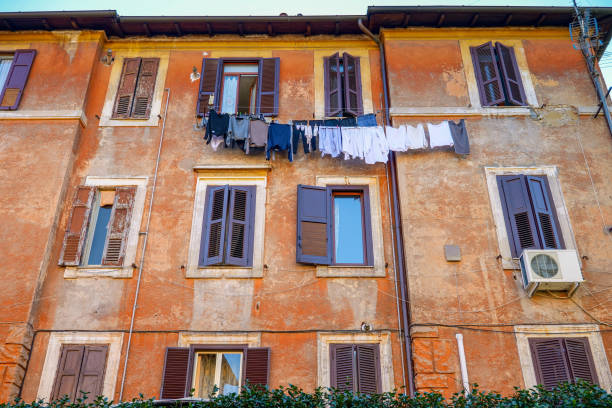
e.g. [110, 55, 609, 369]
[456, 333, 470, 395]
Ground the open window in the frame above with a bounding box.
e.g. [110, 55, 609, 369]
[323, 52, 363, 117]
[0, 49, 36, 110]
[220, 64, 258, 115]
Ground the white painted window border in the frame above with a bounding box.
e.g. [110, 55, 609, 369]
[514, 324, 612, 391]
[484, 166, 578, 269]
[178, 332, 261, 348]
[317, 331, 394, 392]
[37, 332, 123, 402]
[315, 176, 385, 277]
[64, 176, 148, 279]
[187, 174, 267, 278]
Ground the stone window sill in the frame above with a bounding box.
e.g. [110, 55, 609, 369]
[186, 266, 263, 279]
[63, 266, 133, 279]
[316, 265, 384, 278]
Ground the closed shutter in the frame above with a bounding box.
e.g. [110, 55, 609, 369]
[257, 58, 279, 116]
[130, 58, 159, 119]
[525, 176, 563, 250]
[225, 186, 256, 267]
[565, 338, 598, 385]
[160, 347, 190, 399]
[75, 345, 108, 402]
[199, 185, 229, 266]
[470, 42, 505, 106]
[101, 186, 136, 266]
[495, 43, 527, 106]
[244, 347, 270, 387]
[112, 58, 141, 119]
[196, 58, 221, 117]
[330, 344, 356, 391]
[343, 53, 363, 117]
[530, 338, 571, 390]
[51, 345, 85, 401]
[59, 186, 95, 266]
[296, 185, 331, 265]
[324, 53, 343, 117]
[498, 175, 540, 258]
[0, 49, 36, 110]
[356, 344, 380, 394]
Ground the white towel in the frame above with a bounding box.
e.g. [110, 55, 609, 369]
[427, 121, 454, 148]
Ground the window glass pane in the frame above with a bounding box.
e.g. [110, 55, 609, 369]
[0, 57, 13, 90]
[87, 205, 112, 265]
[223, 64, 259, 74]
[221, 75, 239, 114]
[237, 75, 257, 114]
[196, 353, 217, 398]
[334, 194, 364, 264]
[219, 353, 241, 395]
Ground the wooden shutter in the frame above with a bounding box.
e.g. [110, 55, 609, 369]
[112, 58, 141, 119]
[101, 186, 136, 266]
[330, 344, 356, 391]
[130, 58, 159, 119]
[495, 42, 527, 106]
[296, 185, 331, 265]
[75, 345, 108, 402]
[565, 338, 598, 385]
[0, 49, 36, 110]
[324, 53, 343, 117]
[356, 344, 380, 394]
[59, 186, 95, 266]
[525, 176, 563, 250]
[343, 53, 363, 117]
[225, 186, 256, 267]
[160, 347, 190, 399]
[498, 175, 539, 258]
[257, 58, 279, 116]
[196, 58, 221, 116]
[244, 347, 270, 387]
[470, 42, 505, 106]
[51, 345, 85, 401]
[199, 185, 229, 266]
[530, 338, 571, 390]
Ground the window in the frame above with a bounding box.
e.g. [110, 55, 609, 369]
[193, 351, 243, 397]
[330, 344, 380, 394]
[111, 57, 160, 119]
[51, 344, 108, 402]
[220, 64, 258, 115]
[470, 42, 526, 107]
[323, 52, 363, 117]
[0, 49, 36, 110]
[296, 185, 373, 266]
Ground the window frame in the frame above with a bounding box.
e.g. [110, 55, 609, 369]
[330, 187, 370, 266]
[188, 345, 246, 398]
[219, 62, 259, 115]
[323, 52, 364, 118]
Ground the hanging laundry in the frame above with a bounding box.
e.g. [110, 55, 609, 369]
[386, 124, 427, 151]
[405, 124, 428, 150]
[266, 123, 293, 162]
[210, 135, 225, 152]
[309, 120, 323, 152]
[205, 110, 230, 144]
[448, 119, 470, 155]
[341, 127, 371, 160]
[339, 117, 357, 127]
[363, 126, 389, 164]
[292, 121, 310, 155]
[356, 113, 378, 127]
[318, 125, 342, 158]
[227, 116, 250, 146]
[248, 119, 269, 154]
[427, 121, 454, 149]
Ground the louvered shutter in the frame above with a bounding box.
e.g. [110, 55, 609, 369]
[356, 344, 380, 394]
[101, 187, 136, 266]
[495, 43, 527, 106]
[565, 338, 598, 385]
[470, 42, 505, 106]
[225, 186, 256, 267]
[112, 58, 141, 119]
[75, 345, 108, 402]
[257, 58, 279, 116]
[498, 175, 540, 258]
[529, 338, 571, 390]
[199, 185, 229, 266]
[324, 53, 343, 117]
[0, 49, 36, 110]
[330, 344, 356, 391]
[526, 176, 563, 250]
[51, 345, 85, 401]
[343, 53, 363, 117]
[59, 186, 95, 266]
[296, 185, 331, 265]
[160, 348, 190, 399]
[244, 347, 270, 388]
[130, 58, 159, 119]
[196, 58, 221, 117]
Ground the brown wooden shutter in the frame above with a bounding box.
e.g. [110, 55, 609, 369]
[59, 186, 95, 266]
[225, 186, 256, 267]
[244, 347, 270, 387]
[565, 338, 598, 385]
[196, 58, 221, 117]
[257, 58, 279, 116]
[296, 185, 331, 265]
[75, 345, 108, 402]
[160, 347, 190, 399]
[495, 42, 527, 106]
[130, 58, 159, 119]
[0, 49, 36, 110]
[356, 344, 380, 394]
[529, 338, 571, 390]
[470, 42, 505, 106]
[330, 344, 356, 391]
[101, 186, 136, 266]
[51, 345, 85, 401]
[112, 58, 141, 119]
[525, 176, 563, 250]
[342, 53, 363, 117]
[199, 185, 229, 266]
[324, 53, 343, 117]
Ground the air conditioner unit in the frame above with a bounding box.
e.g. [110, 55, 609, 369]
[519, 249, 583, 298]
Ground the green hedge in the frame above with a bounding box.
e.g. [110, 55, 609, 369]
[4, 381, 611, 408]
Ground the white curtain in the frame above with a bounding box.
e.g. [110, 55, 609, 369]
[221, 76, 238, 114]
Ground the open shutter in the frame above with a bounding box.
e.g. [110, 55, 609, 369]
[324, 53, 343, 117]
[75, 345, 108, 402]
[565, 338, 598, 385]
[51, 345, 85, 401]
[498, 175, 540, 258]
[361, 186, 375, 267]
[196, 58, 221, 117]
[356, 344, 380, 394]
[257, 58, 279, 116]
[59, 186, 95, 266]
[529, 338, 571, 390]
[130, 58, 159, 119]
[470, 42, 504, 106]
[296, 185, 331, 265]
[330, 344, 356, 391]
[160, 347, 190, 399]
[112, 58, 141, 119]
[525, 176, 563, 250]
[101, 187, 136, 266]
[199, 185, 229, 266]
[244, 347, 270, 388]
[495, 43, 527, 106]
[343, 53, 363, 117]
[225, 186, 256, 266]
[0, 49, 36, 110]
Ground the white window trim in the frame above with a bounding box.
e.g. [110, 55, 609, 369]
[484, 166, 578, 269]
[315, 176, 385, 277]
[178, 332, 261, 348]
[514, 324, 612, 391]
[64, 176, 147, 279]
[317, 331, 394, 392]
[37, 332, 123, 402]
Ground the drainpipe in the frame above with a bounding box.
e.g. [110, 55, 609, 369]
[358, 18, 416, 397]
